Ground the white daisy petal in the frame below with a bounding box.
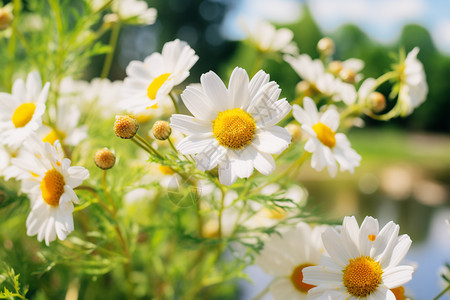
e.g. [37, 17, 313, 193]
[382, 265, 414, 288]
[228, 67, 250, 109]
[248, 70, 270, 101]
[181, 86, 219, 121]
[170, 114, 212, 135]
[322, 227, 351, 267]
[253, 126, 291, 154]
[177, 135, 216, 155]
[200, 71, 229, 112]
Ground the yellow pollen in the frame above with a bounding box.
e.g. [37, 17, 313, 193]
[264, 206, 287, 219]
[147, 73, 171, 100]
[213, 108, 256, 149]
[30, 172, 39, 177]
[290, 264, 316, 293]
[42, 129, 66, 145]
[390, 286, 406, 300]
[40, 169, 65, 207]
[158, 165, 175, 175]
[368, 234, 376, 242]
[312, 122, 336, 148]
[12, 103, 36, 128]
[343, 256, 383, 297]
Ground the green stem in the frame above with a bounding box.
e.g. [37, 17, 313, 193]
[432, 284, 450, 300]
[169, 92, 180, 114]
[134, 134, 163, 159]
[251, 51, 265, 76]
[102, 170, 116, 214]
[101, 22, 121, 78]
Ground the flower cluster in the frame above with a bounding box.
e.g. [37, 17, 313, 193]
[0, 2, 439, 299]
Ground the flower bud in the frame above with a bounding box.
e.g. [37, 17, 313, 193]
[0, 4, 13, 30]
[285, 124, 302, 142]
[368, 92, 386, 113]
[317, 37, 334, 56]
[114, 115, 139, 139]
[328, 61, 343, 75]
[94, 148, 115, 170]
[152, 120, 171, 140]
[339, 69, 356, 83]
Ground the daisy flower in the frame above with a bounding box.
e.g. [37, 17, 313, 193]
[7, 134, 89, 245]
[303, 216, 414, 299]
[285, 54, 357, 105]
[121, 39, 199, 115]
[38, 101, 87, 146]
[293, 97, 361, 177]
[254, 223, 327, 299]
[0, 71, 50, 148]
[170, 67, 292, 186]
[112, 0, 157, 25]
[397, 47, 428, 116]
[240, 18, 294, 54]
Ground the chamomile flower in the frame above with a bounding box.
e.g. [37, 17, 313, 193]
[0, 71, 50, 148]
[38, 101, 87, 146]
[7, 135, 89, 245]
[293, 97, 361, 177]
[254, 223, 327, 299]
[121, 39, 199, 115]
[240, 18, 294, 54]
[397, 47, 428, 116]
[303, 216, 414, 299]
[170, 67, 292, 186]
[285, 54, 357, 105]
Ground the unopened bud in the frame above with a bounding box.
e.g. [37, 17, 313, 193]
[94, 148, 115, 170]
[328, 61, 343, 75]
[285, 124, 302, 142]
[368, 92, 386, 112]
[317, 37, 334, 56]
[339, 69, 356, 84]
[152, 120, 171, 140]
[114, 115, 139, 139]
[295, 81, 313, 97]
[0, 5, 13, 30]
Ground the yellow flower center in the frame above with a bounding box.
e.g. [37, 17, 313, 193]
[290, 264, 316, 293]
[12, 103, 36, 128]
[264, 206, 287, 219]
[40, 169, 65, 207]
[390, 286, 406, 300]
[213, 108, 256, 149]
[312, 122, 336, 148]
[147, 73, 171, 100]
[42, 129, 66, 145]
[343, 256, 383, 297]
[158, 165, 175, 175]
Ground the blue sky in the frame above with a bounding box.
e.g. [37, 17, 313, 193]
[222, 0, 450, 54]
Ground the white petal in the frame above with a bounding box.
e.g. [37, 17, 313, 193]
[359, 216, 379, 257]
[252, 145, 275, 175]
[248, 70, 270, 101]
[194, 143, 227, 171]
[386, 235, 412, 269]
[254, 99, 291, 128]
[252, 126, 291, 154]
[293, 104, 312, 126]
[302, 265, 342, 286]
[66, 166, 89, 188]
[177, 135, 216, 155]
[228, 67, 250, 109]
[322, 227, 351, 267]
[218, 155, 237, 185]
[200, 71, 229, 112]
[170, 114, 212, 135]
[382, 265, 414, 288]
[342, 216, 360, 258]
[302, 97, 319, 124]
[181, 86, 219, 121]
[320, 109, 340, 132]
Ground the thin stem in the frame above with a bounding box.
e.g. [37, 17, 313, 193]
[251, 50, 265, 76]
[167, 138, 178, 153]
[134, 134, 163, 159]
[217, 185, 226, 238]
[102, 170, 116, 214]
[169, 92, 180, 114]
[432, 284, 450, 300]
[101, 22, 121, 78]
[130, 137, 154, 155]
[75, 185, 113, 215]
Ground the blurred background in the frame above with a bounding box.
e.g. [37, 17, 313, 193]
[8, 0, 450, 298]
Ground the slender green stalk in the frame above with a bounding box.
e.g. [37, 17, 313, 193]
[169, 92, 180, 114]
[251, 51, 265, 76]
[432, 284, 450, 300]
[134, 134, 163, 159]
[101, 22, 121, 78]
[102, 170, 116, 214]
